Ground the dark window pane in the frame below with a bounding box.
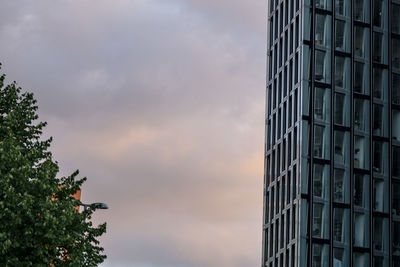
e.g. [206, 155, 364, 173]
[312, 244, 329, 267]
[354, 174, 370, 208]
[394, 38, 400, 71]
[392, 4, 400, 34]
[393, 74, 400, 105]
[393, 146, 400, 177]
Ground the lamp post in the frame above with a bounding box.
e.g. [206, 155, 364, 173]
[80, 202, 109, 212]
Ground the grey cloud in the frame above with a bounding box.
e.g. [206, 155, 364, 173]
[0, 0, 266, 266]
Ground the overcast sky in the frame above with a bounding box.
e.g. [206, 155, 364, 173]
[0, 1, 266, 266]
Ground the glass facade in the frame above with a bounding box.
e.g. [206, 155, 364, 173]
[263, 0, 399, 266]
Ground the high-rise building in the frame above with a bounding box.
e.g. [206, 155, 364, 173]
[262, 0, 400, 266]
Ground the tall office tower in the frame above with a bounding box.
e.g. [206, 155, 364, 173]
[262, 0, 400, 266]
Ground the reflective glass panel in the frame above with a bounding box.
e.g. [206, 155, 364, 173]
[315, 50, 331, 83]
[334, 93, 350, 126]
[333, 208, 350, 244]
[334, 168, 350, 203]
[354, 0, 370, 23]
[354, 62, 370, 95]
[393, 183, 400, 216]
[314, 125, 330, 160]
[354, 212, 370, 248]
[313, 202, 330, 239]
[315, 0, 332, 10]
[335, 0, 350, 16]
[315, 14, 331, 48]
[354, 174, 370, 209]
[373, 32, 388, 64]
[393, 221, 400, 255]
[393, 4, 400, 34]
[314, 87, 330, 122]
[373, 217, 389, 253]
[313, 164, 330, 200]
[393, 74, 400, 105]
[354, 27, 370, 59]
[394, 38, 400, 71]
[335, 56, 350, 89]
[354, 98, 370, 132]
[312, 244, 329, 267]
[354, 253, 370, 267]
[333, 248, 350, 267]
[354, 135, 370, 170]
[335, 20, 350, 52]
[334, 131, 350, 166]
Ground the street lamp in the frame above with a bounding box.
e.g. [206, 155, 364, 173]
[80, 202, 109, 212]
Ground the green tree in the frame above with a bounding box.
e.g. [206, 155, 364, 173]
[0, 64, 107, 266]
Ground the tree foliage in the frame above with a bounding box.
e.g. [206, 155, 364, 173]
[0, 64, 106, 266]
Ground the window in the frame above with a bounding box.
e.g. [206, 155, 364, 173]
[393, 183, 400, 216]
[312, 244, 329, 267]
[334, 169, 349, 203]
[292, 165, 297, 201]
[354, 174, 370, 208]
[335, 56, 350, 89]
[355, 27, 370, 59]
[286, 208, 290, 244]
[292, 204, 296, 239]
[315, 0, 331, 10]
[373, 141, 383, 173]
[354, 212, 370, 248]
[393, 74, 400, 105]
[354, 0, 370, 23]
[334, 131, 349, 165]
[278, 108, 282, 140]
[354, 253, 370, 267]
[275, 218, 279, 253]
[354, 136, 370, 170]
[333, 208, 343, 242]
[334, 93, 350, 126]
[314, 125, 330, 160]
[280, 215, 285, 248]
[315, 50, 331, 83]
[335, 0, 350, 16]
[373, 0, 387, 29]
[334, 248, 349, 267]
[270, 224, 274, 257]
[281, 176, 286, 208]
[373, 68, 387, 100]
[394, 146, 400, 177]
[394, 38, 400, 71]
[313, 164, 330, 200]
[354, 98, 370, 132]
[373, 217, 389, 253]
[393, 4, 400, 34]
[335, 20, 350, 52]
[373, 104, 388, 137]
[373, 178, 389, 213]
[265, 191, 270, 223]
[394, 111, 400, 141]
[315, 14, 331, 48]
[373, 256, 388, 267]
[314, 87, 330, 122]
[304, 8, 312, 41]
[271, 187, 275, 218]
[373, 32, 387, 64]
[277, 181, 280, 213]
[313, 203, 329, 238]
[354, 62, 370, 95]
[394, 221, 400, 255]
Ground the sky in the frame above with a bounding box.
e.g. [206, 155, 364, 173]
[0, 1, 267, 266]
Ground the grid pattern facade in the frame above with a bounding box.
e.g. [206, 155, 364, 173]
[262, 0, 400, 266]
